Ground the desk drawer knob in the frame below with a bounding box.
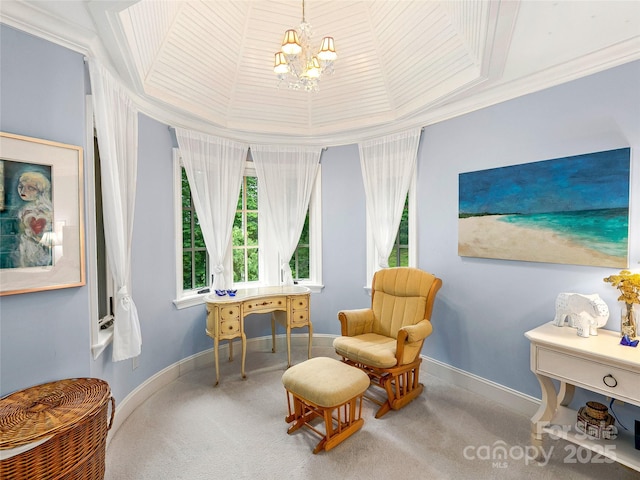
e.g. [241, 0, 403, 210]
[603, 374, 618, 388]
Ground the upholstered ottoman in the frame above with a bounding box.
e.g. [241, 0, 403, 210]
[281, 356, 370, 453]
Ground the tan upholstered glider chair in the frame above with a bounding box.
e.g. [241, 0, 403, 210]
[333, 267, 442, 418]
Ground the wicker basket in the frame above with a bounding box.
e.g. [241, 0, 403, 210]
[585, 401, 608, 420]
[576, 404, 616, 440]
[0, 378, 115, 480]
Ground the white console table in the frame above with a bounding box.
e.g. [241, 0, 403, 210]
[525, 322, 639, 471]
[205, 286, 312, 385]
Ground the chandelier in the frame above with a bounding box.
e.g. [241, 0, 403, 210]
[273, 0, 337, 92]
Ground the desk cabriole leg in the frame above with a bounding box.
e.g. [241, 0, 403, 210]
[286, 325, 292, 368]
[271, 313, 277, 353]
[241, 331, 247, 380]
[214, 337, 220, 387]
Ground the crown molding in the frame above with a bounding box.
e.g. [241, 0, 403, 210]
[0, 1, 94, 56]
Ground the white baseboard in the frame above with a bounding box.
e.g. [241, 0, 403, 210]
[107, 334, 540, 445]
[107, 334, 325, 446]
[422, 355, 540, 418]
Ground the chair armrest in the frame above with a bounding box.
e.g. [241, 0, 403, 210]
[337, 309, 374, 336]
[399, 319, 433, 343]
[396, 320, 433, 364]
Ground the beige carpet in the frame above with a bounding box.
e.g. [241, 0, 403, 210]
[104, 344, 639, 479]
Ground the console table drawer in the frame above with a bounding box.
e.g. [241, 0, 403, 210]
[244, 296, 286, 313]
[536, 347, 640, 401]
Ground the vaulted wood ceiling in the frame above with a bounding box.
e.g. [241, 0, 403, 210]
[2, 1, 639, 145]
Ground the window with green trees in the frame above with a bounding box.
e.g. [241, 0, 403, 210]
[180, 166, 312, 292]
[233, 175, 259, 283]
[290, 212, 310, 280]
[181, 168, 208, 291]
[388, 195, 409, 267]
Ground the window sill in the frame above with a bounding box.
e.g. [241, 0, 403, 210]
[173, 283, 324, 310]
[173, 292, 207, 310]
[92, 325, 114, 359]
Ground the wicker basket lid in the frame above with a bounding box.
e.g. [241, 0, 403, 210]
[0, 378, 111, 450]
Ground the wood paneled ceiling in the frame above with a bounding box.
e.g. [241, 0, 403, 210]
[2, 1, 639, 145]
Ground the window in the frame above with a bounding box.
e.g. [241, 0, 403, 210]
[93, 136, 115, 328]
[181, 168, 208, 291]
[290, 212, 309, 280]
[366, 172, 416, 287]
[174, 149, 322, 308]
[233, 175, 259, 283]
[388, 195, 409, 268]
[87, 97, 115, 358]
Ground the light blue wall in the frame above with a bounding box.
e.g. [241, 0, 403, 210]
[0, 25, 91, 393]
[1, 24, 638, 427]
[418, 63, 640, 399]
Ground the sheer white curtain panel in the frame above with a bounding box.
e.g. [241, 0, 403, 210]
[359, 128, 421, 270]
[175, 128, 248, 290]
[251, 145, 321, 285]
[88, 59, 141, 362]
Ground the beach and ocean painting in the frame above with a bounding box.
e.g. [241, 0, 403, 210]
[458, 148, 631, 268]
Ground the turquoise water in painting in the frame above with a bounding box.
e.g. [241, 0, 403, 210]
[499, 208, 628, 258]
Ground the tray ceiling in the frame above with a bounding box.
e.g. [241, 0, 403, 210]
[2, 1, 639, 144]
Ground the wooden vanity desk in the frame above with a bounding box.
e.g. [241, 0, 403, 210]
[205, 286, 312, 385]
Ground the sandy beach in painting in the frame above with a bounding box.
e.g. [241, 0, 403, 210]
[458, 215, 626, 267]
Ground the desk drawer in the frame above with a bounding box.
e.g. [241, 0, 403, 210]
[244, 296, 286, 313]
[219, 305, 241, 321]
[536, 347, 640, 402]
[206, 305, 238, 333]
[290, 295, 309, 310]
[219, 317, 241, 338]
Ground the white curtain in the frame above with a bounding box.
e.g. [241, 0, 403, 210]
[88, 60, 142, 362]
[176, 128, 248, 290]
[359, 128, 421, 269]
[251, 145, 321, 285]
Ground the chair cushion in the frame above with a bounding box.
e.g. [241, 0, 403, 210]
[281, 357, 370, 407]
[372, 293, 427, 338]
[333, 333, 398, 369]
[373, 267, 436, 297]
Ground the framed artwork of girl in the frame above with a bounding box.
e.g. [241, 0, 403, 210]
[0, 160, 53, 268]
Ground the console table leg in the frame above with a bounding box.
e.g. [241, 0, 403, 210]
[558, 382, 575, 407]
[530, 373, 557, 454]
[307, 322, 313, 360]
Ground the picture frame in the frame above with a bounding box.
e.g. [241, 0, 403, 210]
[0, 132, 85, 295]
[458, 148, 631, 268]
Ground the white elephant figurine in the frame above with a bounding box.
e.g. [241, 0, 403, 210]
[552, 293, 609, 337]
